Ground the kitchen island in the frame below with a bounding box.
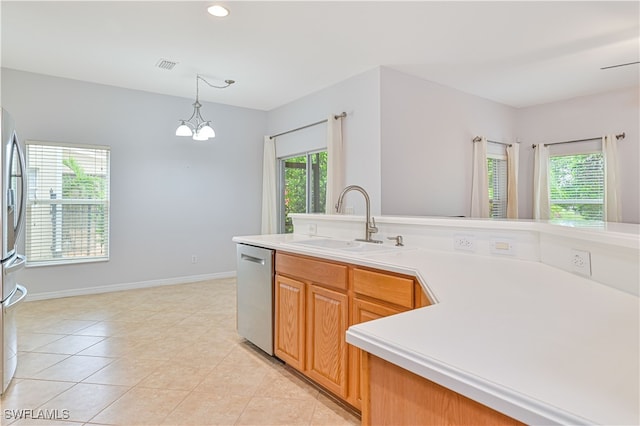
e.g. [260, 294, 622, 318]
[233, 217, 639, 425]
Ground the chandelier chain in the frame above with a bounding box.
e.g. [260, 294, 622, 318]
[197, 75, 235, 90]
[175, 74, 235, 140]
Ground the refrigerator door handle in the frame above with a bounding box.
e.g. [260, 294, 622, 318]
[4, 254, 26, 275]
[12, 134, 27, 239]
[4, 284, 27, 311]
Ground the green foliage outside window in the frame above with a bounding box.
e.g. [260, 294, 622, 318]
[62, 157, 107, 252]
[549, 153, 604, 221]
[283, 151, 327, 233]
[487, 157, 506, 218]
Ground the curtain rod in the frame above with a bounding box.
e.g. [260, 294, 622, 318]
[531, 132, 625, 149]
[269, 112, 347, 140]
[472, 136, 512, 147]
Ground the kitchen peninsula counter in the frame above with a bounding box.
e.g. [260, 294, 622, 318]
[233, 226, 639, 425]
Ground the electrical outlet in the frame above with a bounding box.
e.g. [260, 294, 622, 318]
[490, 238, 515, 255]
[307, 224, 317, 235]
[453, 235, 475, 252]
[571, 249, 591, 277]
[191, 255, 198, 264]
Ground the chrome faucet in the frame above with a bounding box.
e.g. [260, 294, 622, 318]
[335, 185, 383, 244]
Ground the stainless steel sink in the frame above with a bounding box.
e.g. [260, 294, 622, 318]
[287, 238, 399, 253]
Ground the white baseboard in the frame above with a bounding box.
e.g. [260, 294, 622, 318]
[25, 271, 237, 301]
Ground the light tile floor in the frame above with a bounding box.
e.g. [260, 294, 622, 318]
[1, 279, 360, 426]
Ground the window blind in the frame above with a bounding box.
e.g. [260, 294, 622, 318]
[549, 153, 604, 221]
[487, 157, 507, 218]
[25, 142, 110, 266]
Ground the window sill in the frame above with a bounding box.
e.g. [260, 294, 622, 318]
[25, 257, 109, 268]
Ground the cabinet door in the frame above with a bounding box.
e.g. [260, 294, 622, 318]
[306, 284, 349, 398]
[274, 274, 306, 371]
[348, 298, 407, 409]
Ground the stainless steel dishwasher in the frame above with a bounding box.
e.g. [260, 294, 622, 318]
[236, 244, 275, 355]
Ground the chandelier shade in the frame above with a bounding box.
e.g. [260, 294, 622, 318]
[176, 75, 234, 141]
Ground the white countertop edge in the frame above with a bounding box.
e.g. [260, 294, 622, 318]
[345, 327, 592, 426]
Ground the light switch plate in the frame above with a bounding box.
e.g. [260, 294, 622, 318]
[490, 238, 515, 255]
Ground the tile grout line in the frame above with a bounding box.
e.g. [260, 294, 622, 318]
[8, 279, 359, 425]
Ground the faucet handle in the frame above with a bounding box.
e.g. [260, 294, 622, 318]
[387, 235, 404, 246]
[369, 217, 378, 234]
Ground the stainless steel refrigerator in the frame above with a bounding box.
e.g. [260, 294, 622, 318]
[0, 108, 28, 394]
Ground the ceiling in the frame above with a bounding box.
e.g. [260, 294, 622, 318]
[1, 1, 638, 111]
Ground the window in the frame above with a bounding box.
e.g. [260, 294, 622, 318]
[25, 142, 110, 266]
[549, 152, 604, 221]
[280, 150, 327, 233]
[487, 155, 507, 218]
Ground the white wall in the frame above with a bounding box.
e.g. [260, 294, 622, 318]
[516, 87, 640, 223]
[267, 68, 382, 216]
[2, 69, 266, 298]
[379, 67, 517, 217]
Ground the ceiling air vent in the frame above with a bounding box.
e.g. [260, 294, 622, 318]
[156, 58, 178, 70]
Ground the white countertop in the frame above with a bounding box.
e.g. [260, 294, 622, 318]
[233, 233, 640, 425]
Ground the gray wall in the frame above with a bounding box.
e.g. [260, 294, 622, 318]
[516, 87, 639, 223]
[380, 67, 517, 217]
[267, 68, 382, 216]
[267, 66, 639, 222]
[2, 69, 266, 298]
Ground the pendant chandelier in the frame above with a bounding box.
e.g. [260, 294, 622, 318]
[176, 75, 235, 141]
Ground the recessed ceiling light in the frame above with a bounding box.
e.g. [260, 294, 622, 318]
[207, 5, 229, 17]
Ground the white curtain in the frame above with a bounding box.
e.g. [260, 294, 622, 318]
[506, 143, 519, 219]
[325, 114, 344, 214]
[603, 134, 622, 222]
[533, 144, 550, 220]
[261, 136, 278, 234]
[470, 137, 489, 218]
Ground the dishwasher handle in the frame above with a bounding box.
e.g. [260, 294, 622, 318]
[240, 253, 266, 265]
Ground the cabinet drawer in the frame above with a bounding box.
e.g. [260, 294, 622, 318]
[352, 268, 414, 309]
[276, 253, 348, 291]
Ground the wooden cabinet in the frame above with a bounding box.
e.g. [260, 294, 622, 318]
[275, 252, 349, 398]
[348, 297, 407, 408]
[274, 252, 431, 410]
[276, 252, 347, 290]
[352, 268, 415, 309]
[362, 353, 523, 426]
[347, 267, 425, 409]
[274, 274, 306, 371]
[306, 284, 348, 397]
